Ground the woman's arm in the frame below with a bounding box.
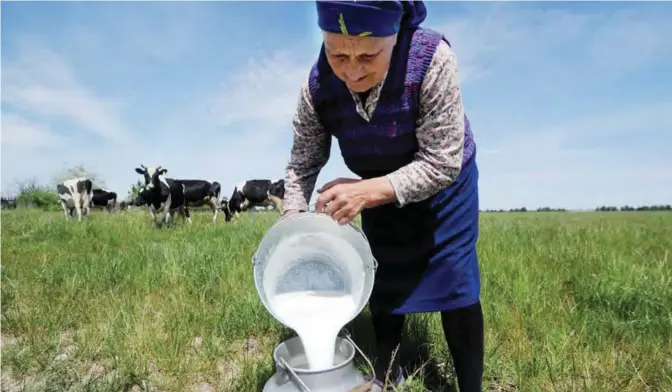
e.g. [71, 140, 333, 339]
[284, 79, 332, 212]
[385, 40, 466, 207]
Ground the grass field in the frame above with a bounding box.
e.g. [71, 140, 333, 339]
[1, 209, 671, 392]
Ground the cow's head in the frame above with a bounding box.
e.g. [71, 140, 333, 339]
[269, 179, 285, 199]
[220, 197, 233, 222]
[135, 164, 168, 191]
[133, 186, 149, 206]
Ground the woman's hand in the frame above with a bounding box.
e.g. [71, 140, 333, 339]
[315, 177, 396, 225]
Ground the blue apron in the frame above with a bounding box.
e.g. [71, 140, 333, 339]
[354, 151, 481, 315]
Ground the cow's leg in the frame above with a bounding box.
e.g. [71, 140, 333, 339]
[268, 194, 284, 214]
[148, 205, 157, 224]
[60, 200, 70, 219]
[83, 198, 91, 218]
[167, 209, 176, 227]
[73, 198, 83, 221]
[209, 198, 219, 223]
[183, 204, 192, 224]
[178, 205, 185, 223]
[177, 204, 190, 225]
[161, 195, 172, 226]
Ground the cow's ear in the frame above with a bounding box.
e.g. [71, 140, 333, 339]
[135, 168, 144, 175]
[160, 169, 168, 175]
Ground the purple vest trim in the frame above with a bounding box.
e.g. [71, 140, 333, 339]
[308, 27, 475, 180]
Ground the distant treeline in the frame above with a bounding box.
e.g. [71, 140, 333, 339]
[481, 205, 671, 213]
[594, 205, 671, 212]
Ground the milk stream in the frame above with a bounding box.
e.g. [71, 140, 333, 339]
[270, 291, 357, 371]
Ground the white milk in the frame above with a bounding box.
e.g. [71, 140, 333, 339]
[270, 290, 357, 371]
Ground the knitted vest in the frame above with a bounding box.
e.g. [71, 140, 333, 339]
[308, 27, 475, 181]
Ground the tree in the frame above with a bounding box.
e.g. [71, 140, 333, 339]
[53, 164, 106, 189]
[127, 179, 144, 201]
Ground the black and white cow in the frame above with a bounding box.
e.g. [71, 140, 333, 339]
[1, 197, 17, 209]
[134, 165, 190, 226]
[179, 180, 222, 223]
[227, 179, 285, 220]
[117, 200, 131, 211]
[219, 196, 233, 222]
[90, 188, 117, 213]
[56, 177, 93, 221]
[132, 187, 149, 207]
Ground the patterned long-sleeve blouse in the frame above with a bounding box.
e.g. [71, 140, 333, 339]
[284, 40, 466, 212]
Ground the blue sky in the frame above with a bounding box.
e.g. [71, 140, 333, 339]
[2, 1, 671, 210]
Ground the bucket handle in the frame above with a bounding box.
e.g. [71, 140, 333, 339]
[275, 329, 376, 392]
[342, 328, 377, 383]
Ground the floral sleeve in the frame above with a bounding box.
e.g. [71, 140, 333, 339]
[283, 79, 332, 212]
[386, 40, 466, 207]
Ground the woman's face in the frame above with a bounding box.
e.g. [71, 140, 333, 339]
[323, 31, 397, 93]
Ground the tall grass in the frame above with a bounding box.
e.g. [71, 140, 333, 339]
[1, 209, 670, 391]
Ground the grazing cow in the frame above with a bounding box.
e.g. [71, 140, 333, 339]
[56, 177, 93, 221]
[219, 196, 233, 222]
[1, 197, 17, 209]
[227, 179, 285, 219]
[91, 188, 117, 213]
[132, 188, 149, 207]
[134, 165, 190, 226]
[179, 180, 222, 223]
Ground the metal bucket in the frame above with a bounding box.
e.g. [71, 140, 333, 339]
[252, 212, 377, 329]
[262, 334, 372, 392]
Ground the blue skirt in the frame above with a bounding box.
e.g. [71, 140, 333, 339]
[361, 153, 481, 315]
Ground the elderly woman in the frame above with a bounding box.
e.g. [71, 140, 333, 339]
[283, 1, 483, 391]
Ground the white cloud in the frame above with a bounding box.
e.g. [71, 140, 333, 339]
[1, 39, 130, 144]
[198, 50, 314, 132]
[1, 114, 67, 150]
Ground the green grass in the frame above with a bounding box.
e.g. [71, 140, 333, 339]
[2, 209, 671, 391]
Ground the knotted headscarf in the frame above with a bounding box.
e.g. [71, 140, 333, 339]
[316, 0, 427, 38]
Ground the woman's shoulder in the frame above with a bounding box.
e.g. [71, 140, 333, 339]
[419, 35, 461, 104]
[429, 39, 457, 69]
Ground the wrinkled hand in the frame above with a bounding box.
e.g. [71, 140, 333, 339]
[315, 178, 370, 225]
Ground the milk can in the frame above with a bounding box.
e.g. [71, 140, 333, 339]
[261, 334, 373, 392]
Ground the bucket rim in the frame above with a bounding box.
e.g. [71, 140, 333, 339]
[252, 211, 378, 270]
[252, 211, 378, 327]
[272, 335, 356, 374]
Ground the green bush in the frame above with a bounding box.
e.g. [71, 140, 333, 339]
[14, 180, 60, 211]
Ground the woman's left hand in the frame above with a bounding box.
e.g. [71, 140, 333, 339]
[315, 177, 395, 225]
[315, 178, 369, 225]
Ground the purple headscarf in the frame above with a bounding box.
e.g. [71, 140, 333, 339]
[316, 1, 427, 38]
